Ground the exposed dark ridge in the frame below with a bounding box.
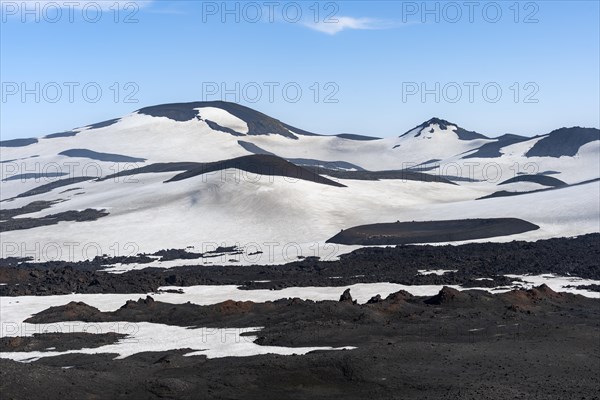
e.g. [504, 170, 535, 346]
[499, 175, 567, 187]
[424, 117, 454, 130]
[454, 127, 490, 141]
[441, 175, 481, 183]
[332, 133, 381, 141]
[237, 140, 276, 156]
[82, 118, 121, 130]
[99, 162, 201, 181]
[59, 149, 146, 163]
[280, 123, 381, 141]
[413, 159, 442, 167]
[527, 170, 561, 176]
[480, 190, 531, 200]
[136, 104, 198, 121]
[0, 208, 109, 232]
[99, 161, 465, 185]
[0, 138, 38, 147]
[138, 101, 298, 139]
[477, 178, 600, 200]
[463, 134, 529, 159]
[165, 154, 346, 187]
[44, 131, 78, 139]
[0, 200, 60, 220]
[403, 167, 480, 183]
[408, 165, 438, 172]
[287, 158, 365, 172]
[2, 172, 68, 182]
[204, 119, 245, 136]
[0, 332, 126, 352]
[525, 127, 599, 157]
[327, 218, 540, 245]
[136, 101, 379, 140]
[237, 141, 364, 170]
[0, 155, 39, 164]
[302, 167, 456, 185]
[11, 176, 96, 199]
[424, 287, 469, 305]
[399, 118, 489, 141]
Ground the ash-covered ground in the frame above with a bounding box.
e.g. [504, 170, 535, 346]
[0, 235, 599, 399]
[1, 234, 599, 296]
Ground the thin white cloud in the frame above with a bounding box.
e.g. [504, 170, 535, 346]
[304, 16, 390, 35]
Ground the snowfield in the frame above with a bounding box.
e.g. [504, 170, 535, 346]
[1, 102, 598, 264]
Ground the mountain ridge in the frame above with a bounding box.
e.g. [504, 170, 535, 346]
[2, 101, 598, 147]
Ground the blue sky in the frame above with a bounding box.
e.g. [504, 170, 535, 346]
[1, 0, 599, 139]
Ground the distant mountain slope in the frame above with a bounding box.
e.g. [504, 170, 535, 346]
[164, 154, 346, 187]
[525, 127, 600, 157]
[463, 134, 529, 159]
[137, 101, 380, 141]
[399, 117, 489, 141]
[0, 101, 598, 263]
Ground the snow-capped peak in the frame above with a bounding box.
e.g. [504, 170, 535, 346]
[399, 118, 489, 142]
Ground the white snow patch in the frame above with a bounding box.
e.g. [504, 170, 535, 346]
[505, 274, 600, 298]
[417, 269, 458, 276]
[195, 107, 249, 135]
[0, 322, 353, 362]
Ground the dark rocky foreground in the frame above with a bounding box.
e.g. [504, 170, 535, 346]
[1, 234, 598, 296]
[0, 236, 599, 399]
[0, 285, 599, 399]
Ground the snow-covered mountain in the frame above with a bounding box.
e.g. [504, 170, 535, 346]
[1, 101, 598, 264]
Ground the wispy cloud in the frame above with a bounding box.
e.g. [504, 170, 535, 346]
[303, 16, 392, 35]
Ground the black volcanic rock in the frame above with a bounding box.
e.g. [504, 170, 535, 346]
[0, 138, 38, 147]
[478, 177, 600, 200]
[2, 234, 600, 297]
[83, 118, 121, 130]
[99, 162, 201, 181]
[400, 118, 489, 141]
[339, 289, 355, 303]
[204, 119, 245, 136]
[59, 149, 146, 163]
[366, 294, 382, 304]
[2, 172, 69, 181]
[0, 332, 125, 352]
[237, 140, 276, 156]
[44, 131, 78, 139]
[138, 101, 300, 139]
[136, 101, 379, 140]
[327, 218, 540, 245]
[303, 167, 455, 184]
[165, 154, 346, 188]
[498, 174, 567, 187]
[121, 296, 156, 309]
[238, 141, 367, 171]
[11, 176, 96, 199]
[425, 287, 467, 305]
[0, 207, 109, 232]
[526, 283, 562, 299]
[25, 301, 102, 323]
[463, 133, 529, 159]
[335, 133, 381, 141]
[525, 127, 599, 157]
